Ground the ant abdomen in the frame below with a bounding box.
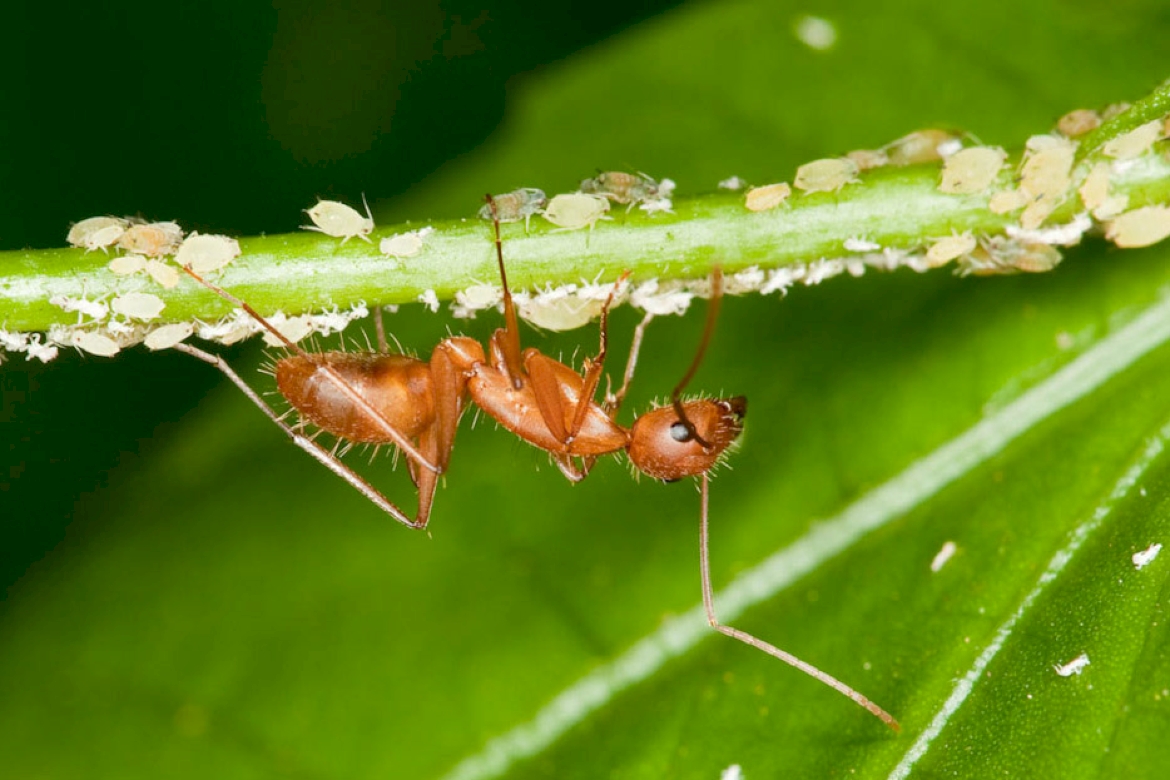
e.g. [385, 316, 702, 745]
[276, 353, 436, 443]
[627, 397, 746, 481]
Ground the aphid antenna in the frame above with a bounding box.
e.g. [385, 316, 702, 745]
[698, 472, 901, 731]
[669, 268, 724, 449]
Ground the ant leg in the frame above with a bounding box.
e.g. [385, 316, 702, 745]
[697, 473, 901, 731]
[173, 342, 424, 529]
[178, 265, 439, 474]
[485, 195, 525, 386]
[565, 272, 629, 439]
[374, 305, 389, 354]
[605, 311, 655, 417]
[670, 268, 724, 449]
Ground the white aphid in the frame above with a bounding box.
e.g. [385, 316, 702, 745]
[71, 330, 121, 357]
[939, 146, 1007, 194]
[793, 14, 836, 50]
[145, 259, 181, 289]
[308, 303, 368, 337]
[25, 334, 58, 363]
[1005, 212, 1092, 247]
[1056, 109, 1101, 138]
[108, 254, 146, 275]
[118, 221, 184, 257]
[104, 319, 135, 336]
[261, 315, 313, 347]
[1102, 120, 1163, 160]
[844, 237, 881, 252]
[519, 296, 605, 331]
[988, 189, 1028, 214]
[174, 233, 241, 273]
[455, 284, 502, 312]
[1053, 653, 1090, 677]
[720, 764, 744, 780]
[111, 292, 166, 321]
[794, 158, 859, 193]
[760, 266, 798, 295]
[380, 227, 433, 259]
[67, 216, 129, 253]
[1105, 206, 1170, 248]
[926, 232, 976, 266]
[542, 193, 611, 231]
[930, 541, 958, 572]
[1132, 543, 1162, 570]
[418, 289, 441, 313]
[144, 322, 195, 351]
[744, 182, 791, 212]
[304, 198, 375, 243]
[804, 258, 846, 284]
[49, 295, 109, 321]
[846, 148, 890, 171]
[886, 129, 962, 166]
[725, 266, 766, 294]
[0, 329, 28, 352]
[639, 196, 674, 215]
[718, 176, 747, 190]
[630, 279, 693, 316]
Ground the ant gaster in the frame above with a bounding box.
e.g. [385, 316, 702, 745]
[172, 197, 899, 731]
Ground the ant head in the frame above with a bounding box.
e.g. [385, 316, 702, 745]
[628, 396, 746, 481]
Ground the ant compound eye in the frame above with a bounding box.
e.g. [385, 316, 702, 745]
[669, 422, 693, 443]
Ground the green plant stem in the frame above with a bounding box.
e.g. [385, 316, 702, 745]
[2, 86, 1169, 336]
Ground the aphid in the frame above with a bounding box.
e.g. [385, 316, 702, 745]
[541, 193, 611, 231]
[172, 196, 901, 732]
[518, 294, 606, 332]
[261, 315, 313, 347]
[379, 227, 433, 259]
[1078, 161, 1111, 212]
[111, 292, 166, 321]
[1132, 542, 1162, 570]
[71, 330, 120, 357]
[1056, 109, 1101, 138]
[579, 171, 661, 206]
[144, 322, 195, 351]
[957, 237, 1061, 276]
[1105, 206, 1170, 248]
[1101, 102, 1131, 122]
[717, 176, 747, 191]
[49, 294, 109, 321]
[478, 188, 547, 231]
[108, 254, 147, 275]
[1053, 653, 1090, 677]
[118, 221, 184, 257]
[1018, 135, 1076, 229]
[793, 158, 859, 193]
[885, 129, 963, 166]
[67, 216, 129, 253]
[145, 259, 181, 289]
[988, 189, 1028, 214]
[744, 182, 791, 212]
[174, 233, 242, 273]
[938, 146, 1006, 194]
[1102, 119, 1163, 160]
[845, 148, 890, 171]
[304, 197, 375, 244]
[925, 232, 976, 266]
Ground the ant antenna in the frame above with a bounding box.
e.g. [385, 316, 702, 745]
[670, 268, 723, 449]
[485, 194, 525, 388]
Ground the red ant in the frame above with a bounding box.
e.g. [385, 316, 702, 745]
[171, 197, 899, 731]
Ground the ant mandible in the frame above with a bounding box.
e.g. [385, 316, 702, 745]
[171, 196, 899, 731]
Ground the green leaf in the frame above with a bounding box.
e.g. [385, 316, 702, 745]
[4, 1, 1170, 779]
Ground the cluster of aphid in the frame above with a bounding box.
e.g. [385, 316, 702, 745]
[738, 107, 1170, 279]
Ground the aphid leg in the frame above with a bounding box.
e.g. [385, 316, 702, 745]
[605, 311, 655, 417]
[697, 473, 900, 731]
[173, 342, 425, 528]
[670, 268, 724, 448]
[374, 305, 390, 353]
[178, 265, 441, 474]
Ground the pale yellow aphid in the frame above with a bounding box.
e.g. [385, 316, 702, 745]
[303, 198, 375, 243]
[145, 259, 181, 289]
[845, 148, 890, 171]
[262, 315, 314, 347]
[1102, 119, 1164, 160]
[1101, 102, 1131, 122]
[744, 182, 792, 212]
[71, 330, 121, 357]
[108, 254, 147, 275]
[118, 221, 184, 257]
[144, 322, 195, 351]
[379, 228, 432, 259]
[939, 146, 1007, 194]
[886, 129, 962, 166]
[989, 189, 1028, 214]
[925, 232, 976, 267]
[1056, 109, 1102, 138]
[541, 193, 611, 231]
[1018, 135, 1076, 229]
[455, 284, 502, 311]
[794, 158, 859, 193]
[957, 238, 1061, 276]
[519, 296, 605, 331]
[68, 216, 129, 253]
[111, 292, 166, 321]
[174, 233, 241, 273]
[1105, 206, 1170, 248]
[1078, 162, 1127, 218]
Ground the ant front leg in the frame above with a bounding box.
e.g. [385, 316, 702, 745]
[173, 342, 427, 529]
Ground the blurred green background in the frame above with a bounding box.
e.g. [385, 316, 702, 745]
[4, 1, 1170, 778]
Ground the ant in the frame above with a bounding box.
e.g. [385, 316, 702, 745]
[171, 196, 900, 731]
